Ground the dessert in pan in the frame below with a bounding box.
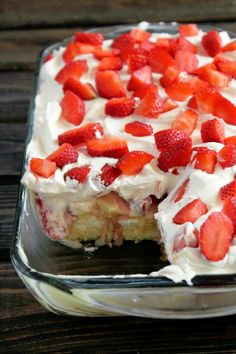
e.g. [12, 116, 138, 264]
[22, 22, 236, 282]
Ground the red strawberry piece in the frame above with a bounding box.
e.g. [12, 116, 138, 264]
[169, 37, 198, 56]
[155, 38, 170, 49]
[60, 90, 85, 125]
[161, 98, 179, 113]
[173, 198, 208, 225]
[73, 43, 99, 54]
[64, 166, 91, 183]
[98, 56, 123, 71]
[95, 70, 126, 98]
[174, 179, 190, 203]
[99, 164, 121, 186]
[158, 135, 192, 172]
[174, 50, 199, 73]
[62, 42, 79, 63]
[154, 129, 186, 151]
[116, 151, 154, 175]
[93, 47, 120, 60]
[179, 24, 199, 37]
[193, 62, 217, 76]
[127, 54, 148, 74]
[218, 144, 236, 169]
[130, 28, 151, 42]
[198, 67, 230, 88]
[217, 61, 236, 78]
[105, 97, 135, 117]
[58, 122, 103, 146]
[139, 40, 156, 53]
[125, 121, 153, 137]
[111, 33, 136, 61]
[74, 32, 104, 45]
[30, 158, 56, 178]
[47, 143, 78, 168]
[201, 118, 225, 143]
[195, 87, 216, 114]
[63, 78, 96, 100]
[199, 211, 233, 261]
[55, 60, 88, 85]
[192, 148, 217, 174]
[222, 40, 236, 52]
[127, 65, 153, 91]
[213, 53, 230, 66]
[87, 136, 128, 158]
[171, 109, 198, 136]
[220, 180, 236, 201]
[135, 91, 163, 118]
[149, 47, 174, 73]
[132, 84, 157, 99]
[222, 197, 236, 233]
[165, 77, 195, 101]
[43, 53, 53, 63]
[187, 96, 198, 109]
[160, 66, 180, 88]
[202, 30, 222, 57]
[224, 135, 236, 145]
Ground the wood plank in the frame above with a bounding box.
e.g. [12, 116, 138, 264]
[1, 1, 236, 29]
[1, 263, 236, 353]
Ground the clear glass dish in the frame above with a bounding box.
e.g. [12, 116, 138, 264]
[11, 22, 236, 319]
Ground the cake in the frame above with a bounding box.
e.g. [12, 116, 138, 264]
[22, 22, 236, 282]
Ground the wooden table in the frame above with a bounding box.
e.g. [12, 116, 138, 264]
[1, 2, 236, 352]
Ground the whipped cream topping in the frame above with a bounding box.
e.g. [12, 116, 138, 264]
[21, 23, 236, 283]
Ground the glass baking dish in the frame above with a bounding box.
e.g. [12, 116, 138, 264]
[11, 22, 236, 319]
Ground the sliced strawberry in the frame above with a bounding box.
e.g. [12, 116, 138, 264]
[127, 65, 153, 91]
[222, 40, 236, 52]
[58, 122, 103, 146]
[111, 33, 136, 61]
[158, 135, 192, 172]
[127, 54, 148, 74]
[154, 129, 186, 151]
[43, 53, 53, 63]
[155, 38, 170, 49]
[98, 56, 123, 71]
[125, 121, 153, 137]
[87, 136, 128, 158]
[198, 67, 230, 88]
[199, 211, 233, 261]
[105, 97, 135, 117]
[64, 166, 91, 183]
[62, 42, 79, 63]
[132, 84, 157, 99]
[74, 32, 104, 45]
[217, 61, 236, 78]
[55, 60, 88, 85]
[135, 91, 163, 118]
[30, 158, 56, 178]
[149, 47, 174, 73]
[202, 30, 222, 57]
[99, 164, 121, 187]
[165, 77, 195, 101]
[139, 40, 156, 53]
[179, 23, 199, 37]
[60, 90, 85, 125]
[169, 37, 198, 56]
[95, 70, 126, 98]
[187, 96, 198, 109]
[192, 148, 217, 174]
[201, 118, 225, 144]
[47, 143, 78, 168]
[174, 179, 190, 203]
[171, 109, 198, 136]
[160, 66, 180, 88]
[222, 197, 236, 233]
[193, 62, 217, 76]
[173, 198, 208, 225]
[218, 144, 236, 169]
[213, 53, 230, 66]
[93, 47, 120, 59]
[220, 180, 236, 201]
[116, 151, 154, 175]
[73, 43, 99, 54]
[174, 50, 199, 73]
[224, 136, 236, 145]
[161, 98, 179, 113]
[63, 78, 96, 100]
[130, 28, 151, 42]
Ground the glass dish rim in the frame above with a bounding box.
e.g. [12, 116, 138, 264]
[10, 21, 236, 290]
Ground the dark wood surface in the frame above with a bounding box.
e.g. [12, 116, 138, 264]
[1, 2, 236, 351]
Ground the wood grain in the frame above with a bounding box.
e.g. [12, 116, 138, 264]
[1, 1, 236, 29]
